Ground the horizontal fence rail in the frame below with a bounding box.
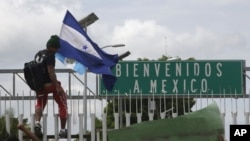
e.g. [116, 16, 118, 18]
[1, 68, 250, 141]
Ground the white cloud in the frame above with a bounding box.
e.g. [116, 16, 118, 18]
[168, 27, 248, 60]
[91, 19, 248, 64]
[97, 19, 168, 60]
[0, 0, 84, 69]
[1, 0, 250, 68]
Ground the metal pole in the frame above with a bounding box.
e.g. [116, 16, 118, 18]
[102, 113, 107, 141]
[79, 113, 84, 141]
[13, 73, 15, 96]
[67, 113, 72, 141]
[5, 95, 10, 134]
[91, 113, 96, 141]
[69, 72, 71, 96]
[42, 114, 47, 141]
[54, 114, 59, 140]
[18, 114, 23, 141]
[83, 72, 87, 141]
[119, 98, 123, 128]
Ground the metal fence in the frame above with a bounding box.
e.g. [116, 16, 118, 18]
[1, 69, 250, 141]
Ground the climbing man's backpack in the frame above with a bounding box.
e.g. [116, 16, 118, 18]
[24, 51, 47, 91]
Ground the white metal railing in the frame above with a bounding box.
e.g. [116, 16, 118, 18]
[1, 91, 250, 141]
[1, 69, 250, 141]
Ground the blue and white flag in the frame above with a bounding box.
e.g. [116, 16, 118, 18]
[57, 10, 119, 91]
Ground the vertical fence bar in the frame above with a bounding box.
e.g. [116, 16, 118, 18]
[231, 93, 237, 124]
[102, 113, 107, 141]
[137, 90, 142, 123]
[91, 113, 95, 141]
[148, 97, 154, 121]
[5, 95, 10, 134]
[113, 97, 119, 129]
[83, 73, 87, 141]
[17, 93, 22, 141]
[187, 90, 190, 113]
[18, 114, 23, 141]
[54, 114, 59, 140]
[96, 130, 100, 141]
[79, 113, 84, 141]
[67, 113, 72, 141]
[13, 73, 15, 96]
[160, 94, 166, 119]
[5, 113, 10, 134]
[42, 114, 47, 141]
[0, 91, 1, 116]
[247, 90, 250, 124]
[183, 93, 186, 114]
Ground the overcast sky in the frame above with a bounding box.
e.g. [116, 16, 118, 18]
[1, 0, 250, 140]
[1, 0, 250, 69]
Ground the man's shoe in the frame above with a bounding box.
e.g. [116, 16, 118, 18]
[59, 129, 67, 138]
[34, 123, 43, 138]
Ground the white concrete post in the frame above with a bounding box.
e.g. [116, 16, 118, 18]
[172, 113, 178, 118]
[231, 112, 237, 124]
[125, 113, 131, 127]
[160, 112, 166, 119]
[114, 113, 119, 129]
[136, 113, 142, 123]
[148, 113, 154, 121]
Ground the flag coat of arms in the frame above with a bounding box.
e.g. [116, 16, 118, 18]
[57, 10, 119, 91]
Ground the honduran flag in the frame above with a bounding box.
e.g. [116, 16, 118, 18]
[57, 10, 119, 91]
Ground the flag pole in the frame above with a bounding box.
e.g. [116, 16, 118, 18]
[78, 12, 98, 141]
[83, 71, 87, 141]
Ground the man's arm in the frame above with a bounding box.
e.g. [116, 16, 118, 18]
[47, 65, 58, 85]
[47, 65, 63, 94]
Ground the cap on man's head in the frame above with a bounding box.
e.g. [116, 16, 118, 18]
[46, 35, 60, 49]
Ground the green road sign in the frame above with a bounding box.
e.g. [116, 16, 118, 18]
[99, 60, 245, 96]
